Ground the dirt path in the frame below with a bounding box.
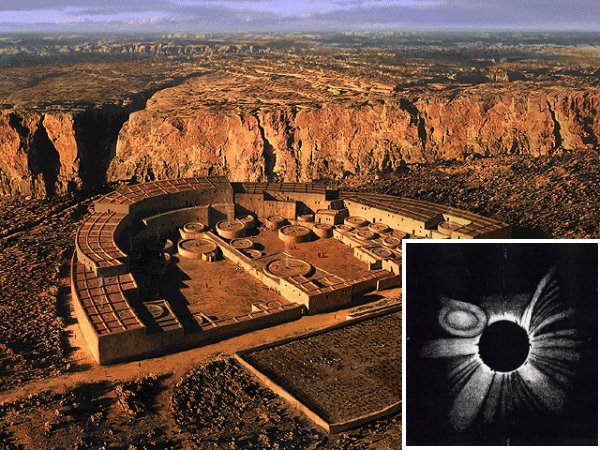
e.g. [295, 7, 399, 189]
[0, 289, 400, 405]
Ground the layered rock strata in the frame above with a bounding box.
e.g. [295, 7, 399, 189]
[1, 78, 598, 197]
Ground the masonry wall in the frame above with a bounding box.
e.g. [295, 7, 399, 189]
[315, 209, 347, 225]
[136, 205, 210, 244]
[382, 258, 402, 275]
[278, 279, 353, 313]
[234, 193, 297, 220]
[344, 199, 432, 237]
[267, 192, 329, 215]
[235, 193, 265, 217]
[93, 306, 301, 364]
[96, 186, 233, 222]
[264, 200, 297, 219]
[70, 276, 103, 364]
[353, 246, 381, 269]
[209, 203, 236, 225]
[307, 287, 353, 314]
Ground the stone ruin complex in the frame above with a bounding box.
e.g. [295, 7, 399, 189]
[71, 177, 511, 364]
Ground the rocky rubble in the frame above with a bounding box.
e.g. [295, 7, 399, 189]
[337, 150, 599, 239]
[172, 358, 320, 449]
[115, 374, 160, 417]
[0, 359, 400, 449]
[171, 358, 401, 450]
[0, 194, 90, 391]
[0, 379, 175, 449]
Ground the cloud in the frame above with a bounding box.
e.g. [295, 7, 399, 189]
[0, 0, 167, 11]
[294, 0, 600, 29]
[0, 0, 598, 31]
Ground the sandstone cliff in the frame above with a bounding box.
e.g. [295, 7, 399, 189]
[107, 84, 599, 184]
[0, 107, 129, 197]
[1, 79, 598, 197]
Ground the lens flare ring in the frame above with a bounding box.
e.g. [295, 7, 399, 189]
[438, 298, 488, 337]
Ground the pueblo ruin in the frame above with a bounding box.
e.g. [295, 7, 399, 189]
[71, 176, 510, 364]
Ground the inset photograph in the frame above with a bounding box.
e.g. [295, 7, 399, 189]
[405, 241, 598, 446]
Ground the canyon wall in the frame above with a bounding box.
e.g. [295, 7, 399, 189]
[107, 89, 599, 183]
[0, 107, 129, 197]
[0, 89, 598, 197]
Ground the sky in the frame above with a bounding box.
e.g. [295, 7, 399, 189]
[0, 0, 598, 32]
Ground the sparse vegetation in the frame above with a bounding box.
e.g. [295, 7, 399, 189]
[0, 194, 90, 391]
[115, 374, 160, 417]
[172, 358, 321, 449]
[338, 151, 599, 239]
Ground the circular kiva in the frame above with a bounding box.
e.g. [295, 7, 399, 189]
[216, 220, 246, 240]
[278, 225, 312, 244]
[355, 229, 376, 241]
[146, 303, 168, 320]
[239, 215, 255, 229]
[230, 238, 254, 250]
[242, 249, 263, 260]
[344, 216, 369, 228]
[265, 257, 313, 278]
[438, 302, 487, 337]
[335, 224, 354, 232]
[180, 222, 205, 239]
[368, 223, 390, 234]
[178, 238, 219, 260]
[370, 246, 394, 259]
[297, 213, 315, 223]
[312, 223, 333, 238]
[265, 215, 286, 230]
[382, 236, 402, 248]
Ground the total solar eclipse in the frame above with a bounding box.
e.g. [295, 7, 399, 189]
[406, 243, 598, 446]
[477, 320, 530, 372]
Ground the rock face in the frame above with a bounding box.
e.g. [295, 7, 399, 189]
[0, 107, 128, 197]
[108, 86, 599, 184]
[1, 82, 598, 197]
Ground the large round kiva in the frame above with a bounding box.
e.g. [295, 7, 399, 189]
[438, 298, 488, 337]
[178, 238, 219, 260]
[344, 216, 369, 229]
[180, 222, 205, 239]
[216, 220, 246, 239]
[230, 238, 254, 250]
[278, 225, 311, 244]
[265, 257, 313, 278]
[313, 223, 333, 238]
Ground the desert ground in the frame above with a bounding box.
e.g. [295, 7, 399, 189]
[0, 31, 598, 448]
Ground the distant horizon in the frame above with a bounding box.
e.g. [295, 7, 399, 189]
[2, 28, 600, 35]
[0, 0, 598, 33]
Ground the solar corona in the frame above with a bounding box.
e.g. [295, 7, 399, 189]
[420, 268, 581, 432]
